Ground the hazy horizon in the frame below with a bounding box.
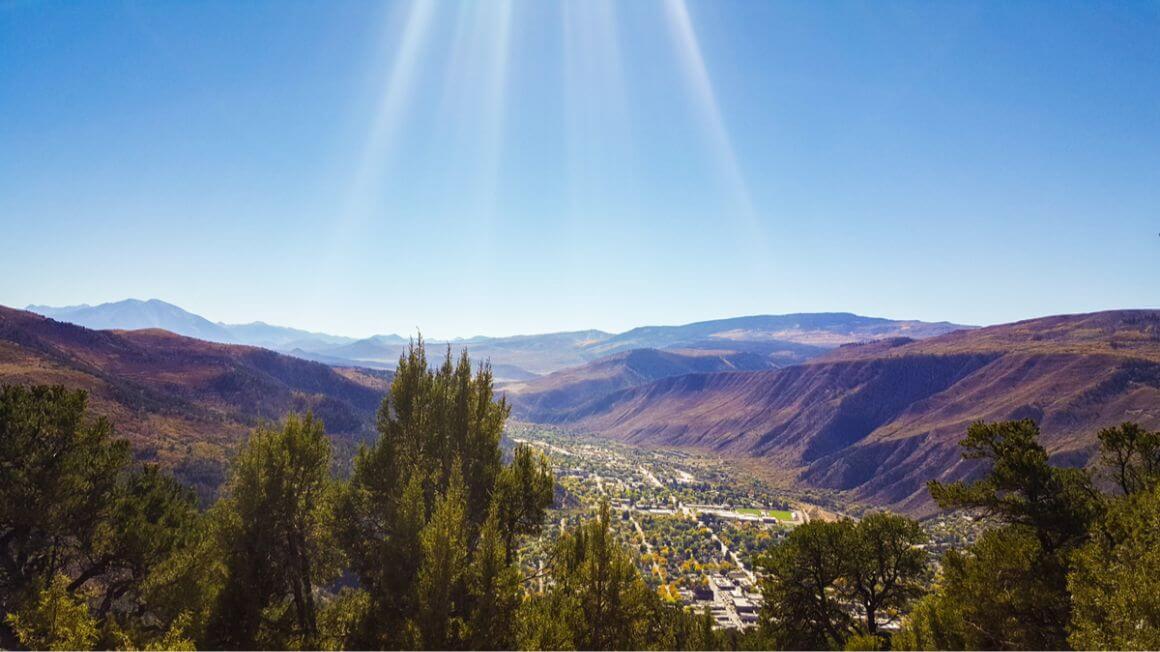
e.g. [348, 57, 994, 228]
[3, 1, 1158, 337]
[20, 295, 997, 341]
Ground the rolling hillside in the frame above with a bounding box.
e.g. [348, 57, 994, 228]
[534, 311, 1160, 515]
[10, 301, 1158, 515]
[503, 347, 780, 421]
[0, 306, 387, 499]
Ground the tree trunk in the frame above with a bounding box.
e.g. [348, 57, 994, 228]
[296, 531, 317, 637]
[287, 532, 311, 640]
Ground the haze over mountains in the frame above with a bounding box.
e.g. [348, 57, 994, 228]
[28, 299, 358, 352]
[17, 298, 1160, 515]
[26, 299, 971, 380]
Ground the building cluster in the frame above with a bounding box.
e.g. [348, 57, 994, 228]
[683, 571, 763, 629]
[516, 427, 809, 630]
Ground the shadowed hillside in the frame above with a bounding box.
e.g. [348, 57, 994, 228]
[535, 311, 1160, 515]
[503, 347, 780, 420]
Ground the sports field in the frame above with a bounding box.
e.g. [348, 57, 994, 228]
[737, 508, 794, 521]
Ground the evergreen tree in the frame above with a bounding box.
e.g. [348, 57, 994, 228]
[1069, 446, 1160, 649]
[136, 514, 224, 647]
[890, 591, 968, 651]
[205, 413, 338, 649]
[920, 419, 1101, 649]
[84, 465, 201, 648]
[843, 513, 929, 640]
[0, 385, 198, 650]
[758, 520, 851, 650]
[80, 466, 200, 617]
[901, 420, 1160, 650]
[334, 339, 553, 649]
[0, 385, 130, 611]
[466, 504, 522, 650]
[493, 445, 555, 564]
[927, 419, 1098, 554]
[414, 467, 469, 649]
[757, 514, 928, 649]
[896, 526, 1063, 650]
[5, 574, 99, 651]
[1097, 421, 1160, 496]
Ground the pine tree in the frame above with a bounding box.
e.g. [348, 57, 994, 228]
[0, 385, 130, 608]
[757, 520, 855, 649]
[1097, 421, 1160, 496]
[1, 385, 198, 650]
[467, 504, 522, 650]
[493, 444, 555, 563]
[1069, 429, 1160, 649]
[843, 513, 929, 640]
[414, 467, 469, 649]
[205, 413, 338, 649]
[921, 419, 1101, 649]
[334, 338, 553, 649]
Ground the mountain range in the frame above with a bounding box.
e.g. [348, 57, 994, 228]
[18, 299, 1158, 515]
[26, 299, 971, 380]
[28, 300, 358, 352]
[519, 310, 1160, 515]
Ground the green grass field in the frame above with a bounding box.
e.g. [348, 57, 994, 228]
[737, 508, 794, 521]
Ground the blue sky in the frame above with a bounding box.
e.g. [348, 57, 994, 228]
[2, 1, 1158, 338]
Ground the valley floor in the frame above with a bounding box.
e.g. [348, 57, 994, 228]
[510, 424, 808, 630]
[509, 423, 989, 631]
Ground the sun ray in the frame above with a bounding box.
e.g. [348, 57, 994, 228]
[561, 0, 633, 234]
[313, 0, 436, 304]
[430, 0, 513, 261]
[343, 0, 437, 227]
[663, 0, 768, 254]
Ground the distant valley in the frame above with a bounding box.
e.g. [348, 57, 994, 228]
[17, 299, 1160, 516]
[528, 311, 1160, 515]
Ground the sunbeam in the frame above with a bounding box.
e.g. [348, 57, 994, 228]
[427, 0, 513, 264]
[314, 0, 436, 303]
[561, 0, 635, 252]
[662, 0, 768, 255]
[474, 0, 513, 248]
[343, 0, 436, 228]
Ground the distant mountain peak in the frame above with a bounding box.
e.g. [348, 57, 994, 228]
[24, 300, 974, 380]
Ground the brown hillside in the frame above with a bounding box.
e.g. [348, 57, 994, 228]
[0, 306, 387, 499]
[545, 311, 1160, 515]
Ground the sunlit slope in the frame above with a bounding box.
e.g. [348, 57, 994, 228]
[0, 306, 387, 497]
[537, 311, 1160, 515]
